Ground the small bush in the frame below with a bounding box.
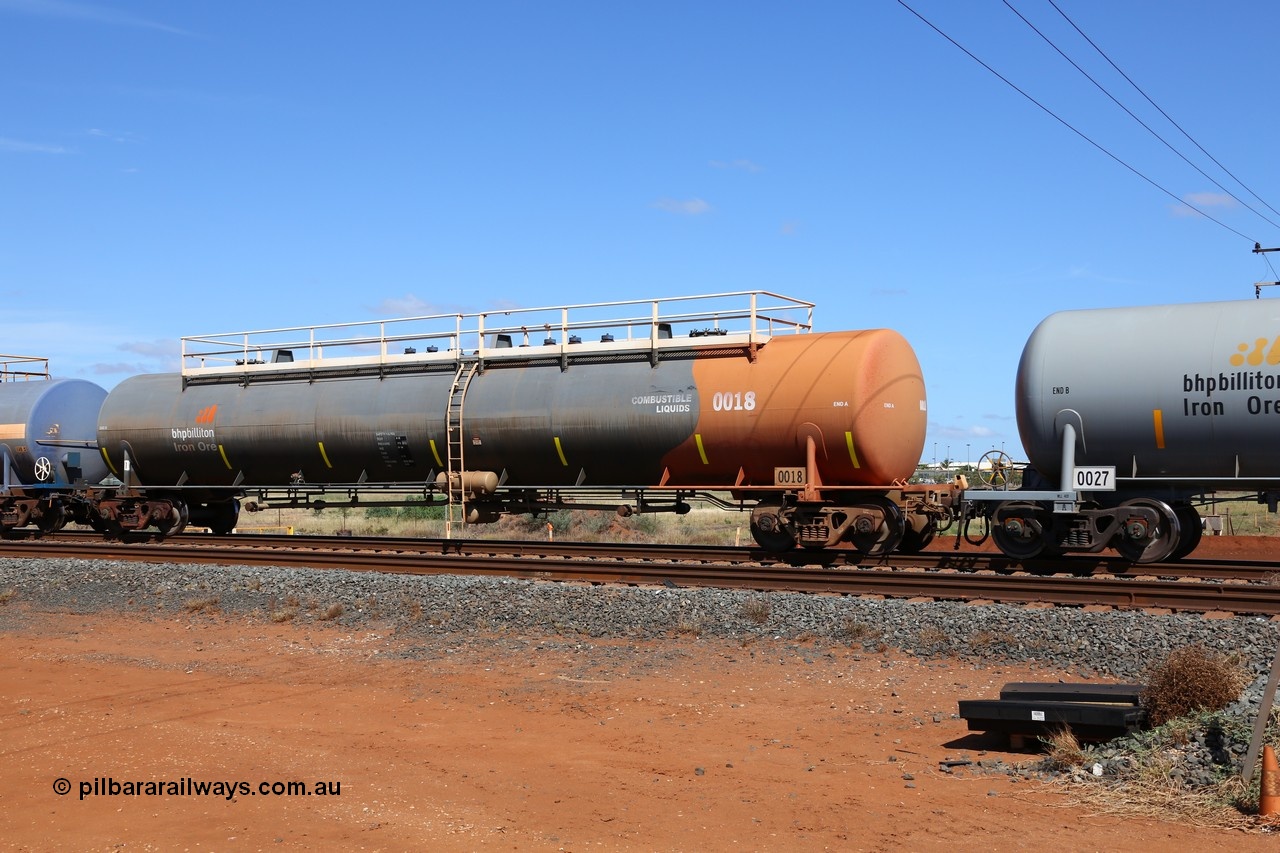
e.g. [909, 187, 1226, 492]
[364, 501, 445, 521]
[673, 617, 703, 637]
[1040, 726, 1087, 770]
[1140, 644, 1249, 726]
[741, 597, 771, 625]
[916, 625, 949, 650]
[183, 596, 220, 614]
[835, 618, 878, 645]
[969, 629, 1015, 652]
[401, 596, 423, 621]
[270, 606, 298, 623]
[629, 514, 661, 537]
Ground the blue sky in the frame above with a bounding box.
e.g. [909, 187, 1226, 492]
[3, 1, 1279, 467]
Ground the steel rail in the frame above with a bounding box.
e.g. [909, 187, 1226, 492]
[36, 529, 1280, 580]
[4, 538, 1280, 615]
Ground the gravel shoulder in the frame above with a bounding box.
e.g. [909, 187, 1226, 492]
[1, 539, 1278, 850]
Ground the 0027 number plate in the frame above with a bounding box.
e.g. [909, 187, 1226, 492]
[774, 467, 807, 486]
[1073, 466, 1116, 491]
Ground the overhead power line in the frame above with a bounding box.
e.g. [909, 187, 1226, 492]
[1005, 0, 1280, 232]
[895, 0, 1258, 244]
[1046, 0, 1280, 224]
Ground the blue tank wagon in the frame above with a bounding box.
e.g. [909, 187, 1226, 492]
[0, 356, 109, 534]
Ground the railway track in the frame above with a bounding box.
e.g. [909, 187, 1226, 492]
[20, 529, 1280, 578]
[3, 531, 1279, 615]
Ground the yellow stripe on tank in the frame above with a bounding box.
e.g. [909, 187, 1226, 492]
[100, 447, 119, 477]
[845, 431, 861, 469]
[429, 439, 444, 468]
[219, 444, 233, 469]
[554, 436, 568, 466]
[695, 434, 709, 465]
[317, 441, 332, 469]
[1153, 409, 1166, 450]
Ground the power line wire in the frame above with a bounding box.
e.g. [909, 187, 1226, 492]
[1005, 0, 1280, 232]
[1046, 0, 1280, 223]
[894, 0, 1257, 243]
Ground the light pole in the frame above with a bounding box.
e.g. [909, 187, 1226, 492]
[967, 443, 971, 468]
[933, 442, 937, 466]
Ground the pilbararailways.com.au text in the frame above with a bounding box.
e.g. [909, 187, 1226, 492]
[55, 777, 341, 801]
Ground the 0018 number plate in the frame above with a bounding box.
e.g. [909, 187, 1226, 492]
[1073, 466, 1116, 491]
[774, 467, 807, 486]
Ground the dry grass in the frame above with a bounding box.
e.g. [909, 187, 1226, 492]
[182, 596, 220, 614]
[1032, 709, 1280, 832]
[251, 490, 1280, 543]
[916, 625, 949, 648]
[1048, 774, 1263, 832]
[673, 617, 704, 637]
[740, 597, 771, 625]
[270, 606, 298, 623]
[968, 629, 1016, 651]
[401, 596, 424, 622]
[250, 506, 746, 544]
[1141, 645, 1250, 726]
[1203, 493, 1280, 536]
[835, 617, 879, 645]
[0, 587, 16, 605]
[1040, 726, 1087, 771]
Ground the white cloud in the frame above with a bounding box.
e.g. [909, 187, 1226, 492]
[90, 360, 160, 377]
[931, 422, 998, 439]
[371, 295, 448, 317]
[1184, 191, 1237, 208]
[118, 339, 178, 359]
[0, 0, 192, 36]
[0, 137, 70, 154]
[709, 158, 762, 173]
[1171, 191, 1238, 218]
[86, 127, 140, 144]
[653, 197, 711, 216]
[1064, 265, 1135, 286]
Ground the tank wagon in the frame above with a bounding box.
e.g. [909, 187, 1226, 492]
[93, 292, 957, 553]
[968, 299, 1280, 562]
[0, 356, 109, 535]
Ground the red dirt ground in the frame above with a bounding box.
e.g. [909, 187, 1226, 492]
[1, 535, 1277, 851]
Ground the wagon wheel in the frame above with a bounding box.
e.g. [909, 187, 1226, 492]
[207, 499, 241, 536]
[897, 514, 936, 554]
[154, 500, 190, 539]
[990, 501, 1052, 561]
[749, 502, 796, 552]
[977, 451, 1014, 488]
[36, 502, 67, 535]
[1170, 505, 1203, 561]
[1112, 498, 1181, 564]
[846, 496, 905, 557]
